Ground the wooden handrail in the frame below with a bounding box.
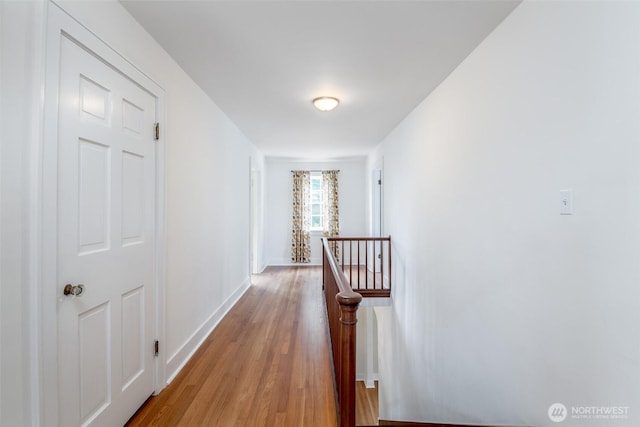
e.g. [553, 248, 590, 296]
[322, 237, 362, 427]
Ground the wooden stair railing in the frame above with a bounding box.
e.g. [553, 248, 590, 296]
[326, 236, 392, 298]
[322, 237, 362, 427]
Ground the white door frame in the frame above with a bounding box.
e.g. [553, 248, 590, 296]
[40, 4, 167, 424]
[372, 156, 384, 237]
[370, 158, 384, 272]
[250, 167, 260, 275]
[372, 168, 383, 237]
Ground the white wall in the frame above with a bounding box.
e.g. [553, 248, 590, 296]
[1, 1, 46, 424]
[264, 157, 367, 265]
[1, 0, 264, 423]
[356, 306, 379, 386]
[371, 1, 640, 426]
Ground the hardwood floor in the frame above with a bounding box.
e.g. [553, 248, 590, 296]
[126, 266, 338, 426]
[356, 381, 379, 426]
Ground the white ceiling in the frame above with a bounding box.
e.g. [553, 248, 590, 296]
[121, 0, 520, 158]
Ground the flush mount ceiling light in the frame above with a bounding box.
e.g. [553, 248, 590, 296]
[313, 96, 339, 112]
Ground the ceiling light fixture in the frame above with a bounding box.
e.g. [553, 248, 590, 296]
[313, 96, 339, 112]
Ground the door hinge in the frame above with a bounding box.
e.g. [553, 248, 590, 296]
[154, 123, 160, 141]
[378, 179, 382, 185]
[154, 340, 159, 357]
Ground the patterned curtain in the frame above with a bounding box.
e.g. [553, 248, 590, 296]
[322, 170, 340, 258]
[322, 170, 340, 237]
[291, 171, 311, 263]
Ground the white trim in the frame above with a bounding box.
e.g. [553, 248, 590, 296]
[1, 2, 49, 424]
[153, 63, 168, 396]
[374, 156, 384, 237]
[268, 260, 323, 267]
[41, 4, 61, 422]
[365, 378, 378, 389]
[355, 373, 380, 389]
[1, 1, 3, 410]
[165, 277, 251, 384]
[41, 4, 167, 424]
[250, 161, 261, 275]
[249, 159, 254, 275]
[25, 2, 48, 425]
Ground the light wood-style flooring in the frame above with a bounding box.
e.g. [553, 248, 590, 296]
[127, 266, 338, 426]
[356, 381, 379, 426]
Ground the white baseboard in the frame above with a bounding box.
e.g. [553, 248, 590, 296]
[165, 276, 251, 384]
[267, 258, 322, 266]
[356, 372, 380, 388]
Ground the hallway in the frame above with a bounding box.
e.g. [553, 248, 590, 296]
[127, 267, 338, 426]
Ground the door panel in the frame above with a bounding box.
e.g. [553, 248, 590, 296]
[122, 151, 145, 245]
[121, 286, 144, 390]
[78, 139, 110, 254]
[78, 302, 111, 422]
[57, 34, 156, 427]
[79, 75, 111, 125]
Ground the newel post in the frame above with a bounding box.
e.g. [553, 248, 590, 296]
[336, 292, 362, 427]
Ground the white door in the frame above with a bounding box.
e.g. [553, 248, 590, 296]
[57, 35, 156, 426]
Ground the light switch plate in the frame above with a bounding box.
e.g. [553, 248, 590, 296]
[560, 189, 573, 215]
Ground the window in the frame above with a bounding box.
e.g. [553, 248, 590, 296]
[309, 172, 323, 231]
